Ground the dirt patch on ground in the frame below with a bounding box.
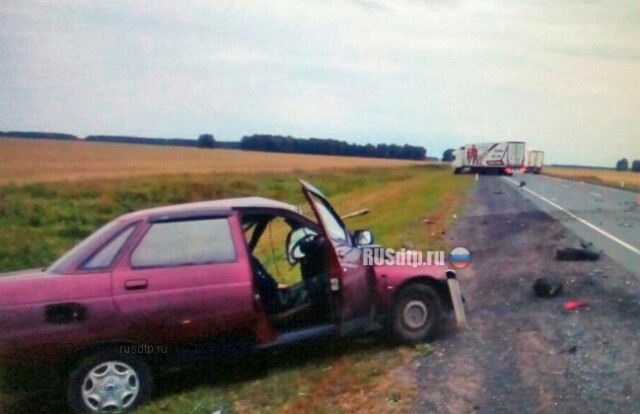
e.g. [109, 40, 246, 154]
[411, 176, 640, 413]
[421, 194, 460, 243]
[276, 345, 417, 414]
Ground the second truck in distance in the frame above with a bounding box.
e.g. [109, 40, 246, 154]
[524, 150, 544, 174]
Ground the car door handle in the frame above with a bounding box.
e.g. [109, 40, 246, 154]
[45, 303, 86, 324]
[124, 279, 148, 290]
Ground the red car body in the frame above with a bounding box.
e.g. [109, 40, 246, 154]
[0, 181, 456, 412]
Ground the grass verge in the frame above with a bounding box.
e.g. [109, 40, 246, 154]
[0, 165, 473, 413]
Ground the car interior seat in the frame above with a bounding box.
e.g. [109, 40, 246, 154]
[250, 256, 281, 314]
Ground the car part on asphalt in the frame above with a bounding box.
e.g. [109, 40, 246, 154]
[555, 247, 600, 261]
[532, 277, 564, 298]
[563, 300, 588, 311]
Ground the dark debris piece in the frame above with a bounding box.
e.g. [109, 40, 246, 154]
[580, 240, 594, 249]
[533, 277, 564, 298]
[556, 247, 600, 261]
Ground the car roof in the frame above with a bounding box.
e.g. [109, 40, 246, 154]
[122, 196, 299, 221]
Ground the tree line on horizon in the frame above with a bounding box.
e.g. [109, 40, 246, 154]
[240, 134, 427, 160]
[616, 158, 640, 173]
[0, 130, 428, 161]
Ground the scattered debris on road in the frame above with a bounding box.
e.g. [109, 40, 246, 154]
[519, 180, 526, 187]
[532, 277, 563, 298]
[413, 175, 640, 413]
[580, 240, 593, 249]
[556, 247, 600, 261]
[588, 268, 605, 277]
[563, 300, 588, 310]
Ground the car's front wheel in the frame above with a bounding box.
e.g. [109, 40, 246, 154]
[67, 350, 152, 413]
[391, 283, 442, 343]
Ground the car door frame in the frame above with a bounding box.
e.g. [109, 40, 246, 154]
[110, 209, 256, 346]
[236, 207, 340, 334]
[299, 180, 375, 333]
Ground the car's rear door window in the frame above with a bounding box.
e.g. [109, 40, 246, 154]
[131, 218, 236, 268]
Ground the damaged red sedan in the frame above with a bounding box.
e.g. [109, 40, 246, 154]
[0, 181, 461, 413]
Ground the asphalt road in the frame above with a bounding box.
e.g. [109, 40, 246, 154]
[413, 174, 640, 414]
[504, 173, 640, 278]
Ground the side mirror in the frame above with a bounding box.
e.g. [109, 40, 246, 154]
[354, 230, 374, 246]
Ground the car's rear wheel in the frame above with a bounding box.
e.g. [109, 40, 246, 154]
[67, 350, 152, 413]
[391, 284, 442, 343]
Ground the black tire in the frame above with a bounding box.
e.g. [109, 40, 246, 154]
[67, 349, 152, 413]
[391, 284, 442, 343]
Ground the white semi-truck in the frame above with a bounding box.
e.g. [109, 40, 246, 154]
[524, 150, 544, 174]
[452, 141, 526, 176]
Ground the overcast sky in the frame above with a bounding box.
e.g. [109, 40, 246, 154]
[1, 0, 639, 166]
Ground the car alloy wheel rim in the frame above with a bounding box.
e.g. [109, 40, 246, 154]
[403, 300, 429, 330]
[81, 361, 140, 412]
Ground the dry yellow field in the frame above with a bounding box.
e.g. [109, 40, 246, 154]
[0, 138, 430, 184]
[545, 167, 640, 192]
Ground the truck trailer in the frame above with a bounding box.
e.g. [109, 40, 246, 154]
[525, 150, 544, 174]
[452, 141, 526, 176]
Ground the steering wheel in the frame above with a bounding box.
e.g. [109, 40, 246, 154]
[287, 233, 319, 266]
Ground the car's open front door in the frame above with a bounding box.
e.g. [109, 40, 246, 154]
[300, 180, 373, 331]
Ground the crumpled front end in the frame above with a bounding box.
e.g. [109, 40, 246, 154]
[371, 257, 455, 312]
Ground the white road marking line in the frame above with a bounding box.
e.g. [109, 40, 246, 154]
[504, 177, 640, 256]
[590, 192, 603, 198]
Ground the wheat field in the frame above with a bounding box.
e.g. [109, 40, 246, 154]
[0, 138, 431, 184]
[544, 167, 640, 192]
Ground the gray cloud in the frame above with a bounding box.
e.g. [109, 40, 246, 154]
[1, 0, 639, 166]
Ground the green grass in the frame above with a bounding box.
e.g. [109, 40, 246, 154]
[0, 166, 469, 273]
[0, 165, 473, 413]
